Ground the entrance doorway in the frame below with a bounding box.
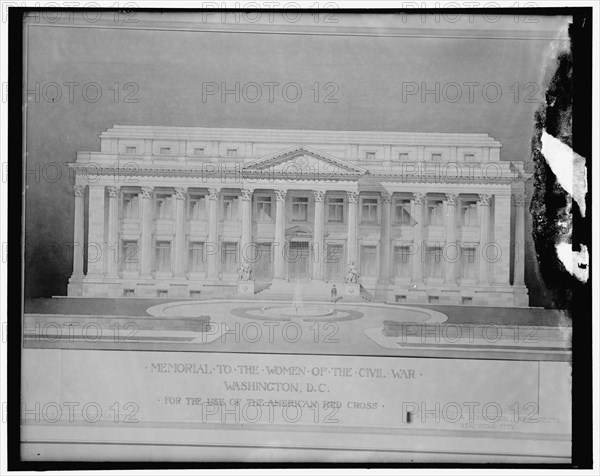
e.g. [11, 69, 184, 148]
[325, 243, 344, 281]
[253, 243, 272, 281]
[288, 241, 310, 281]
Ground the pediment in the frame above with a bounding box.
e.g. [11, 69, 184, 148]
[243, 146, 367, 177]
[285, 225, 312, 237]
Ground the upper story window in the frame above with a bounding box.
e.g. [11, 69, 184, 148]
[155, 194, 173, 219]
[464, 153, 475, 162]
[361, 197, 379, 224]
[460, 201, 478, 226]
[188, 195, 207, 220]
[431, 153, 442, 162]
[256, 196, 273, 222]
[328, 197, 344, 223]
[193, 148, 205, 156]
[160, 147, 171, 155]
[365, 152, 376, 161]
[427, 200, 444, 226]
[122, 193, 139, 219]
[292, 197, 308, 222]
[398, 152, 409, 161]
[125, 146, 137, 154]
[226, 148, 238, 157]
[223, 195, 239, 220]
[394, 199, 412, 225]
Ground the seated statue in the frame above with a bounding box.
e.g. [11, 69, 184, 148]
[238, 262, 252, 281]
[345, 260, 359, 283]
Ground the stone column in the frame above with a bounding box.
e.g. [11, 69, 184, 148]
[273, 189, 287, 280]
[445, 193, 458, 285]
[71, 184, 86, 278]
[379, 192, 391, 283]
[412, 193, 424, 284]
[173, 187, 187, 277]
[514, 194, 526, 285]
[313, 190, 325, 280]
[240, 189, 253, 269]
[140, 186, 154, 278]
[478, 193, 491, 285]
[346, 191, 359, 267]
[207, 187, 220, 280]
[106, 186, 120, 277]
[86, 185, 106, 277]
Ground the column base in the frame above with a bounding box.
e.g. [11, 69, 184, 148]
[513, 284, 530, 307]
[67, 275, 83, 296]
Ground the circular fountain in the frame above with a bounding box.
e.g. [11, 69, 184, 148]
[145, 280, 448, 326]
[259, 305, 334, 318]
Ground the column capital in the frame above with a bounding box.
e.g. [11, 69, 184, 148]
[240, 189, 253, 201]
[445, 193, 458, 205]
[108, 186, 119, 198]
[174, 187, 187, 200]
[73, 184, 85, 197]
[274, 189, 287, 202]
[346, 191, 359, 203]
[381, 192, 391, 203]
[141, 186, 154, 199]
[412, 192, 425, 204]
[208, 187, 220, 201]
[478, 194, 492, 206]
[313, 190, 325, 202]
[513, 194, 526, 207]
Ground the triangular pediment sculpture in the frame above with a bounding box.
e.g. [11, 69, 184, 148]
[243, 146, 368, 177]
[285, 225, 312, 237]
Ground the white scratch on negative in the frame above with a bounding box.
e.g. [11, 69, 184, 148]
[555, 243, 589, 283]
[540, 129, 587, 217]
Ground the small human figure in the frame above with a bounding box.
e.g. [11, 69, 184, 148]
[330, 284, 337, 302]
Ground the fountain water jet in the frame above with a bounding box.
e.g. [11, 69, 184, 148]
[293, 279, 302, 312]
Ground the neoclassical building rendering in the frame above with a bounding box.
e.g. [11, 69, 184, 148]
[67, 125, 529, 306]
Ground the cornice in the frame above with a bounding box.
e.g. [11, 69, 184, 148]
[98, 125, 503, 148]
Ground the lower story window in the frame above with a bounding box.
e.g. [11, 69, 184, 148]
[122, 240, 139, 271]
[155, 241, 171, 272]
[360, 245, 377, 276]
[424, 247, 444, 278]
[189, 242, 205, 273]
[222, 242, 238, 275]
[394, 246, 412, 278]
[460, 247, 477, 279]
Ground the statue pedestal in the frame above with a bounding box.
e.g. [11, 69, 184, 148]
[343, 283, 361, 300]
[237, 281, 255, 296]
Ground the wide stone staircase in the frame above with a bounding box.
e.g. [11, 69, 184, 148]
[254, 280, 344, 302]
[254, 280, 375, 302]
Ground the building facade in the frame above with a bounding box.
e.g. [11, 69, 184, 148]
[67, 125, 529, 306]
